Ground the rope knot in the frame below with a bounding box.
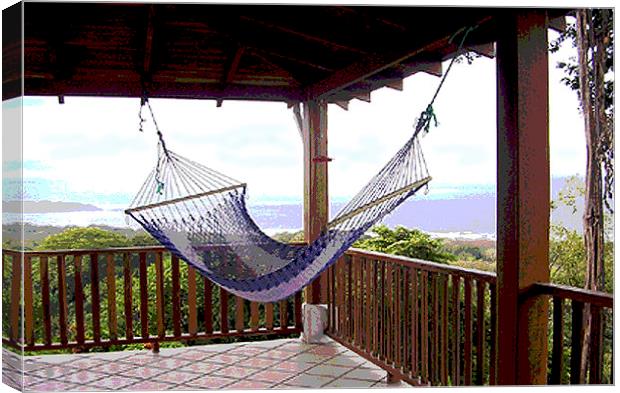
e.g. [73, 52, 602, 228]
[414, 104, 439, 137]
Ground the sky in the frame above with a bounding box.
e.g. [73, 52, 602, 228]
[3, 23, 587, 208]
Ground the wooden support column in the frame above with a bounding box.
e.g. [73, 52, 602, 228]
[302, 99, 329, 304]
[496, 11, 550, 385]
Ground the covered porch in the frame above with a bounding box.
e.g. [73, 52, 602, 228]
[2, 2, 614, 389]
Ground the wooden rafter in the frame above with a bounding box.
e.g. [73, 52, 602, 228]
[223, 47, 245, 85]
[466, 42, 495, 58]
[303, 15, 493, 99]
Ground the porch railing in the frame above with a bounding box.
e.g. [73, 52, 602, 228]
[327, 248, 614, 386]
[1, 247, 613, 385]
[2, 247, 302, 352]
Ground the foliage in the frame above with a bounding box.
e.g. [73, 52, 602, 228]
[37, 227, 130, 250]
[271, 230, 305, 243]
[549, 12, 614, 211]
[354, 225, 456, 263]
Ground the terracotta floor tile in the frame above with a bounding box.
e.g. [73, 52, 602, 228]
[236, 357, 280, 369]
[125, 380, 176, 391]
[86, 374, 141, 390]
[225, 380, 274, 389]
[156, 370, 202, 384]
[211, 365, 259, 378]
[188, 375, 237, 389]
[247, 369, 297, 384]
[208, 353, 247, 365]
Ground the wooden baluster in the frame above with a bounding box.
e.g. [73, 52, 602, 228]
[106, 254, 118, 341]
[452, 275, 461, 386]
[295, 291, 303, 330]
[421, 270, 429, 384]
[570, 300, 584, 384]
[123, 253, 133, 340]
[433, 273, 439, 383]
[74, 255, 85, 344]
[57, 255, 68, 345]
[347, 258, 353, 341]
[279, 298, 288, 330]
[379, 261, 385, 360]
[395, 265, 402, 370]
[373, 261, 379, 356]
[203, 278, 213, 334]
[366, 258, 372, 354]
[24, 256, 34, 347]
[475, 280, 485, 385]
[155, 252, 165, 338]
[489, 283, 497, 385]
[250, 301, 259, 332]
[411, 268, 419, 379]
[171, 255, 181, 337]
[9, 253, 21, 344]
[220, 288, 229, 333]
[551, 297, 564, 384]
[441, 275, 449, 385]
[187, 267, 198, 336]
[39, 256, 52, 346]
[403, 267, 410, 374]
[385, 262, 392, 364]
[236, 296, 245, 333]
[265, 303, 274, 331]
[463, 277, 472, 385]
[138, 252, 149, 339]
[90, 253, 101, 343]
[589, 305, 603, 384]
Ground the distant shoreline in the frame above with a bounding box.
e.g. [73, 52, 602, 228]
[3, 200, 102, 213]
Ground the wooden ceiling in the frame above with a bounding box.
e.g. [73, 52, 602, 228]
[4, 3, 568, 106]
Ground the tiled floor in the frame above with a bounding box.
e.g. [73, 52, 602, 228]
[2, 337, 411, 391]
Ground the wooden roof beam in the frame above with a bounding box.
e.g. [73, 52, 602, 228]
[217, 46, 246, 107]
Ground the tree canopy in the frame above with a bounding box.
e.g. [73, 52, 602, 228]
[354, 225, 456, 263]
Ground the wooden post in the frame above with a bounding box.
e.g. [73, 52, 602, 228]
[496, 10, 550, 385]
[302, 99, 329, 304]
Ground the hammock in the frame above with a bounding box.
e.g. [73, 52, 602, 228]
[126, 25, 475, 302]
[126, 127, 430, 302]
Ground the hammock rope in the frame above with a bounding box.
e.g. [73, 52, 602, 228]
[126, 25, 474, 302]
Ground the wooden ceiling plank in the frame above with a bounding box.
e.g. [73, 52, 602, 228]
[239, 15, 371, 55]
[142, 5, 155, 81]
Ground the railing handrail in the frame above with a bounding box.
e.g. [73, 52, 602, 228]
[346, 247, 497, 283]
[4, 241, 308, 256]
[521, 282, 614, 309]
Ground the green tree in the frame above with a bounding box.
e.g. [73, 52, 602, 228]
[37, 227, 130, 250]
[354, 225, 456, 263]
[130, 233, 159, 246]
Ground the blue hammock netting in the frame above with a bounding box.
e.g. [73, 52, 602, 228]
[125, 127, 430, 303]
